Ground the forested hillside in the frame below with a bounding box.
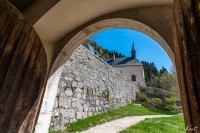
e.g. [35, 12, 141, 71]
[83, 39, 125, 59]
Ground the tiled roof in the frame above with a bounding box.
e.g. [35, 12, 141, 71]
[106, 57, 142, 66]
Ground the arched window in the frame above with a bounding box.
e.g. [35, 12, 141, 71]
[132, 75, 136, 81]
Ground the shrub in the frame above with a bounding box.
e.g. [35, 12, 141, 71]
[142, 99, 151, 108]
[165, 105, 176, 111]
[143, 98, 163, 109]
[139, 86, 146, 92]
[142, 97, 178, 111]
[151, 98, 162, 104]
[136, 87, 181, 112]
[164, 97, 176, 105]
[136, 92, 147, 103]
[162, 97, 178, 111]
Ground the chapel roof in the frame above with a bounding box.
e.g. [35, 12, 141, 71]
[106, 57, 142, 66]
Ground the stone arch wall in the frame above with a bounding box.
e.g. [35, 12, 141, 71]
[35, 18, 174, 133]
[51, 18, 174, 75]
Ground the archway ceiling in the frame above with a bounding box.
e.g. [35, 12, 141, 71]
[30, 0, 173, 44]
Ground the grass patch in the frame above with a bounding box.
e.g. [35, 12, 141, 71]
[120, 116, 185, 133]
[66, 104, 179, 132]
[49, 131, 62, 133]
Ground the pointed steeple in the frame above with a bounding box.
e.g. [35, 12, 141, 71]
[131, 41, 136, 59]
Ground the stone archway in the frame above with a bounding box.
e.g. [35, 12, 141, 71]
[51, 18, 174, 75]
[35, 18, 174, 133]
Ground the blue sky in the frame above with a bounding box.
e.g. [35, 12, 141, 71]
[89, 28, 173, 71]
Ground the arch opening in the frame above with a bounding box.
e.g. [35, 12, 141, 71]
[35, 18, 177, 133]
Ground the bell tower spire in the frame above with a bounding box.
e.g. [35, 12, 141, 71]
[131, 41, 136, 59]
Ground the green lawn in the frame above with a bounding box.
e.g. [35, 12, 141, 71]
[120, 116, 185, 133]
[66, 104, 179, 132]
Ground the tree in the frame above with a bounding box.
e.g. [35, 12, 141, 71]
[169, 66, 180, 100]
[159, 66, 168, 75]
[141, 61, 159, 86]
[159, 72, 175, 90]
[142, 62, 180, 100]
[156, 66, 180, 100]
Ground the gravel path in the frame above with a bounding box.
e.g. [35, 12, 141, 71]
[81, 115, 173, 133]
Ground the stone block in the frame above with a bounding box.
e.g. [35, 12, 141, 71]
[83, 80, 89, 86]
[82, 112, 88, 118]
[75, 88, 82, 93]
[60, 81, 66, 88]
[92, 100, 96, 105]
[72, 81, 77, 87]
[82, 94, 86, 99]
[75, 93, 82, 99]
[64, 76, 73, 81]
[66, 109, 76, 119]
[88, 107, 91, 112]
[77, 82, 83, 88]
[59, 97, 66, 107]
[52, 111, 59, 117]
[76, 112, 82, 119]
[96, 100, 99, 105]
[72, 101, 83, 112]
[98, 107, 102, 111]
[92, 107, 95, 112]
[83, 104, 88, 112]
[66, 99, 72, 108]
[63, 118, 69, 124]
[96, 90, 99, 95]
[82, 100, 86, 104]
[65, 88, 73, 96]
[75, 76, 81, 81]
[83, 87, 88, 94]
[69, 118, 76, 123]
[88, 112, 93, 116]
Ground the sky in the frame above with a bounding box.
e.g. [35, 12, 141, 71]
[89, 28, 173, 71]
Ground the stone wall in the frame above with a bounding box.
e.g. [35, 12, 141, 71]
[49, 45, 138, 130]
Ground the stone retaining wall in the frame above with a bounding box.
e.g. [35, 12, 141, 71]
[50, 45, 138, 130]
